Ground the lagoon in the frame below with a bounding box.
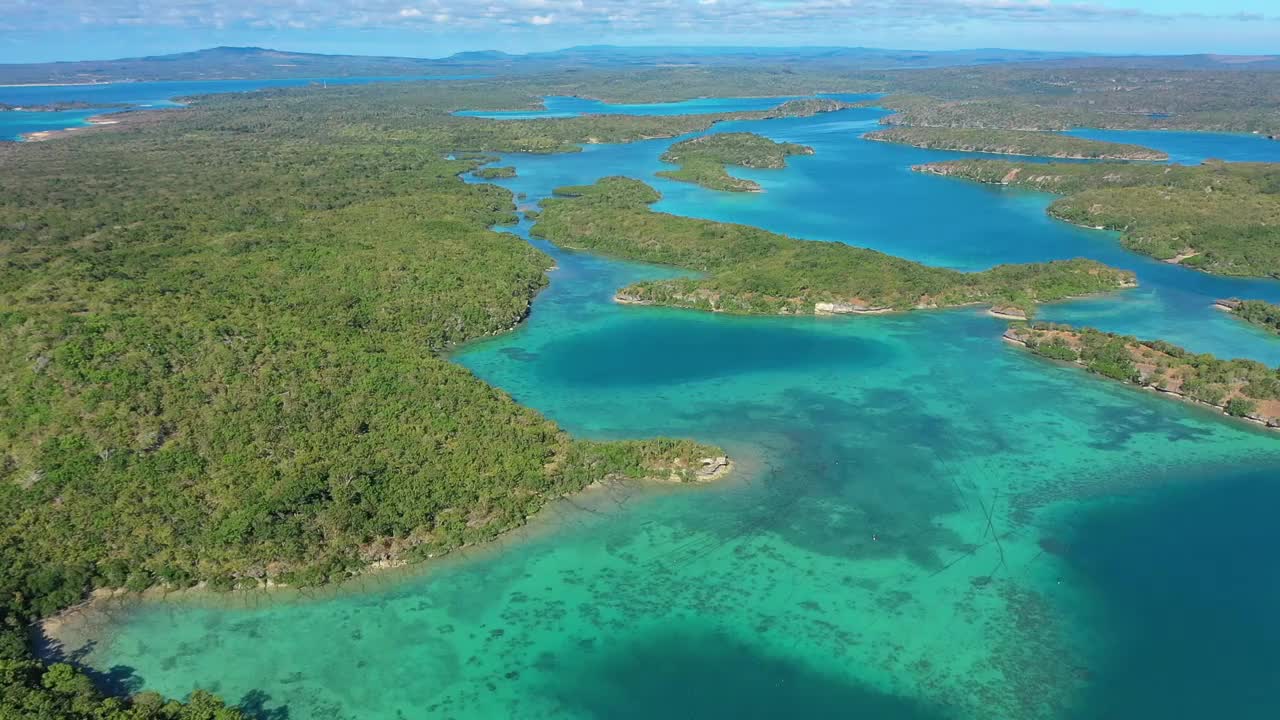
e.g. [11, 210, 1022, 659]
[1064, 127, 1280, 165]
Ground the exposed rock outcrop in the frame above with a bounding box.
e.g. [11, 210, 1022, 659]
[696, 456, 732, 481]
[814, 301, 893, 315]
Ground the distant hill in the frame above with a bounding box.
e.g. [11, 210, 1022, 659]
[1, 45, 1276, 85]
[0, 46, 461, 85]
[1042, 53, 1280, 70]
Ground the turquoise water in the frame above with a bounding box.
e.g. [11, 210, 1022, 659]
[0, 107, 105, 141]
[1065, 128, 1280, 165]
[51, 102, 1280, 719]
[480, 107, 1280, 363]
[0, 76, 480, 140]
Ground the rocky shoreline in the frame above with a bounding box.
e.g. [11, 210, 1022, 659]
[1003, 326, 1280, 431]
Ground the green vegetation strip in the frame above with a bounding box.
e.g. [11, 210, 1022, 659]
[915, 159, 1280, 278]
[532, 177, 1135, 317]
[657, 132, 813, 192]
[864, 127, 1167, 160]
[1007, 324, 1280, 428]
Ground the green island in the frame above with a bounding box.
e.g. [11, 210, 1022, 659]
[914, 159, 1280, 277]
[0, 80, 755, 720]
[657, 132, 813, 192]
[472, 165, 517, 179]
[863, 127, 1168, 160]
[531, 176, 1135, 317]
[1216, 298, 1280, 335]
[1006, 324, 1280, 428]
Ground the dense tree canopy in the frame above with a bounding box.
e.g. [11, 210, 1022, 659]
[1, 78, 741, 719]
[657, 132, 813, 192]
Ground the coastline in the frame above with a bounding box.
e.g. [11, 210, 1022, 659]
[615, 291, 1128, 319]
[987, 307, 1029, 320]
[35, 138, 745, 668]
[863, 132, 1168, 161]
[19, 114, 121, 142]
[1212, 298, 1280, 336]
[38, 450, 748, 655]
[1039, 207, 1221, 273]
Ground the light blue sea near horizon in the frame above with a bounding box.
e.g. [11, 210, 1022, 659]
[0, 76, 482, 140]
[48, 99, 1280, 720]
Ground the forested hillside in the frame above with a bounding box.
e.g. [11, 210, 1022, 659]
[1, 79, 739, 719]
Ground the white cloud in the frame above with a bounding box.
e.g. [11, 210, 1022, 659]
[7, 0, 1272, 35]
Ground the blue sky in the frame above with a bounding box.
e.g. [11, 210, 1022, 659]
[1, 1, 1276, 63]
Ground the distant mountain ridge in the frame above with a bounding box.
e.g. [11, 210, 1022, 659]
[1, 45, 1277, 85]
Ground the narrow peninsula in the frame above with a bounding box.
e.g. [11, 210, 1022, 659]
[1216, 298, 1280, 335]
[915, 159, 1280, 277]
[1006, 324, 1280, 429]
[460, 96, 854, 153]
[658, 132, 813, 192]
[864, 127, 1168, 160]
[531, 177, 1136, 317]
